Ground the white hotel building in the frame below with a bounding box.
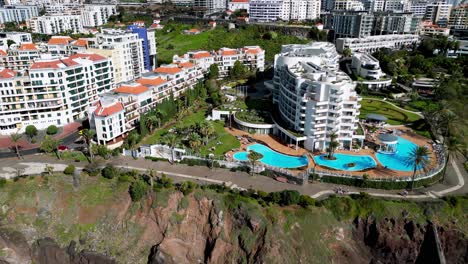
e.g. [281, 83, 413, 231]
[0, 5, 39, 24]
[81, 4, 117, 27]
[335, 34, 420, 54]
[270, 42, 363, 151]
[27, 14, 84, 35]
[0, 53, 114, 135]
[249, 0, 321, 22]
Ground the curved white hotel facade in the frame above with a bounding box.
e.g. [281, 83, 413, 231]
[270, 42, 363, 151]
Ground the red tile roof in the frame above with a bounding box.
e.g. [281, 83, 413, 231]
[0, 68, 16, 79]
[115, 84, 149, 95]
[136, 77, 167, 86]
[244, 47, 262, 54]
[220, 49, 237, 56]
[94, 101, 124, 117]
[18, 43, 37, 50]
[178, 61, 194, 68]
[191, 51, 212, 59]
[72, 39, 88, 47]
[69, 53, 106, 61]
[0, 49, 6, 56]
[48, 36, 73, 45]
[154, 66, 182, 74]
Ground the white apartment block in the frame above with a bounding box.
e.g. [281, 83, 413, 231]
[89, 62, 205, 146]
[45, 3, 81, 15]
[271, 42, 362, 151]
[90, 29, 145, 84]
[351, 53, 386, 80]
[81, 4, 117, 27]
[425, 2, 452, 26]
[448, 4, 468, 29]
[27, 15, 83, 35]
[0, 32, 32, 50]
[194, 0, 227, 14]
[0, 5, 39, 24]
[333, 0, 364, 11]
[410, 1, 430, 17]
[250, 0, 321, 22]
[0, 53, 114, 135]
[335, 34, 420, 53]
[0, 43, 41, 71]
[228, 0, 250, 12]
[173, 46, 265, 77]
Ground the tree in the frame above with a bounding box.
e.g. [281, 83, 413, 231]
[405, 146, 431, 191]
[92, 144, 111, 160]
[178, 181, 197, 195]
[25, 125, 37, 140]
[46, 125, 58, 135]
[145, 115, 159, 133]
[279, 190, 301, 206]
[327, 132, 339, 159]
[155, 108, 166, 128]
[199, 122, 215, 145]
[343, 48, 352, 57]
[81, 129, 96, 162]
[40, 135, 61, 159]
[442, 137, 465, 181]
[188, 132, 202, 150]
[162, 133, 180, 163]
[10, 133, 22, 159]
[247, 150, 263, 175]
[147, 168, 157, 188]
[101, 165, 119, 179]
[126, 131, 140, 149]
[129, 180, 149, 201]
[208, 63, 219, 79]
[229, 60, 247, 79]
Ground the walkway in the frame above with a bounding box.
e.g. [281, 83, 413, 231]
[0, 154, 465, 201]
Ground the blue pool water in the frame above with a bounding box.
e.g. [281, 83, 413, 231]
[375, 137, 420, 171]
[233, 143, 309, 168]
[313, 154, 377, 171]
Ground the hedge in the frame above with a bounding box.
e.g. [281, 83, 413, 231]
[145, 156, 169, 162]
[319, 170, 443, 190]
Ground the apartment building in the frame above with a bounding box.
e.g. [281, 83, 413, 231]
[249, 0, 321, 22]
[173, 46, 265, 77]
[333, 0, 364, 11]
[90, 29, 145, 84]
[271, 42, 362, 151]
[424, 2, 451, 26]
[0, 53, 114, 135]
[0, 5, 39, 24]
[89, 61, 204, 146]
[335, 34, 420, 53]
[351, 53, 385, 80]
[419, 21, 450, 36]
[0, 32, 32, 50]
[27, 15, 84, 35]
[81, 4, 117, 27]
[331, 11, 374, 39]
[373, 11, 414, 34]
[0, 43, 41, 71]
[448, 4, 468, 29]
[194, 0, 227, 14]
[228, 0, 250, 12]
[45, 3, 81, 15]
[128, 24, 157, 71]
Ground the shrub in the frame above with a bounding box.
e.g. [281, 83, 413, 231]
[279, 190, 301, 206]
[156, 174, 173, 189]
[83, 161, 102, 176]
[118, 174, 133, 183]
[298, 195, 315, 208]
[25, 125, 38, 139]
[129, 180, 149, 201]
[46, 125, 58, 135]
[145, 156, 169, 162]
[178, 181, 198, 195]
[63, 164, 75, 175]
[0, 178, 6, 188]
[101, 165, 119, 179]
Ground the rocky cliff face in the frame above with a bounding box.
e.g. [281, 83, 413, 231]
[0, 176, 466, 264]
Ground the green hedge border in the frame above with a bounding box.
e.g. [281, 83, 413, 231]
[317, 168, 443, 190]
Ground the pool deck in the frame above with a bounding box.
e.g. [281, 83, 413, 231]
[225, 127, 438, 179]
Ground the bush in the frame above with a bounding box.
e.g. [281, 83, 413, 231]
[178, 181, 198, 195]
[46, 125, 58, 135]
[279, 190, 301, 206]
[63, 164, 75, 175]
[0, 178, 6, 188]
[83, 161, 102, 176]
[118, 174, 133, 183]
[298, 195, 315, 208]
[129, 180, 149, 201]
[25, 125, 38, 139]
[145, 156, 169, 162]
[101, 165, 119, 179]
[155, 174, 174, 189]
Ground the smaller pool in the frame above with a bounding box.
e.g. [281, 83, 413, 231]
[313, 154, 377, 171]
[233, 143, 309, 169]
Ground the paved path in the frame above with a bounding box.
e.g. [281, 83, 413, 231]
[0, 154, 465, 200]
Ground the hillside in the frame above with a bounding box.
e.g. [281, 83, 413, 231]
[0, 173, 466, 263]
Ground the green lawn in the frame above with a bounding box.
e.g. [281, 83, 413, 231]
[141, 109, 239, 157]
[156, 28, 212, 64]
[359, 99, 422, 125]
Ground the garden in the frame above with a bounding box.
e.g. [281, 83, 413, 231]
[359, 99, 422, 125]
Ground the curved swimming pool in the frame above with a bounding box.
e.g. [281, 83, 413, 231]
[233, 143, 309, 169]
[313, 154, 377, 171]
[375, 137, 421, 171]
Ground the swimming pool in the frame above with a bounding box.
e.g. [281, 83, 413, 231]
[313, 154, 377, 171]
[375, 137, 420, 171]
[233, 143, 309, 169]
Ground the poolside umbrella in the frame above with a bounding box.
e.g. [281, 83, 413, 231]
[366, 113, 388, 122]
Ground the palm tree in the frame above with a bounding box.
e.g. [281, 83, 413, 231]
[188, 132, 202, 150]
[155, 108, 166, 128]
[247, 150, 263, 176]
[81, 129, 96, 162]
[40, 136, 62, 159]
[146, 115, 159, 133]
[442, 136, 465, 181]
[162, 133, 180, 164]
[10, 133, 22, 159]
[405, 146, 431, 191]
[327, 132, 339, 159]
[126, 131, 140, 149]
[200, 122, 215, 145]
[147, 168, 157, 188]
